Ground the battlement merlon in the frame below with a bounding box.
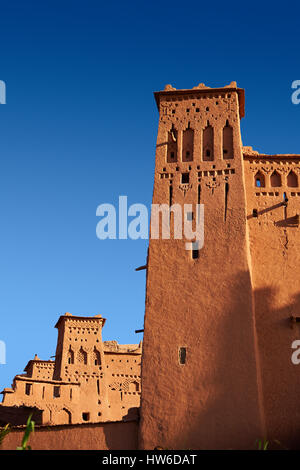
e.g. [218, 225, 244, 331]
[154, 81, 245, 118]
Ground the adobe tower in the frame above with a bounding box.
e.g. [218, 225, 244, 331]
[1, 313, 142, 425]
[139, 82, 265, 449]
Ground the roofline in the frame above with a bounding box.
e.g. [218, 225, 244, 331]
[104, 350, 142, 355]
[54, 314, 106, 329]
[10, 376, 79, 386]
[154, 86, 245, 118]
[243, 154, 300, 160]
[24, 359, 54, 372]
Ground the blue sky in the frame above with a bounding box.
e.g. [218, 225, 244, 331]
[0, 0, 299, 391]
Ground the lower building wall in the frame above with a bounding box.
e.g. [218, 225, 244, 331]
[0, 420, 138, 450]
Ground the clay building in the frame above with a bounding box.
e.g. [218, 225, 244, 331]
[2, 81, 300, 450]
[139, 81, 300, 450]
[0, 313, 142, 426]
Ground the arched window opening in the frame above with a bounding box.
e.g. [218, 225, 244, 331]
[167, 124, 177, 163]
[67, 347, 74, 365]
[182, 127, 194, 162]
[222, 121, 234, 159]
[270, 170, 281, 187]
[287, 170, 298, 188]
[129, 381, 139, 392]
[255, 171, 265, 188]
[203, 123, 214, 161]
[77, 347, 87, 365]
[93, 347, 101, 366]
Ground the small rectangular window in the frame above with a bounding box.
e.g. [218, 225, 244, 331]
[53, 386, 60, 398]
[25, 383, 32, 396]
[179, 347, 186, 365]
[82, 412, 90, 422]
[181, 173, 189, 184]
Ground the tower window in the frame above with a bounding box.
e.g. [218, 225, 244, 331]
[53, 386, 60, 398]
[179, 347, 186, 365]
[222, 123, 234, 159]
[287, 170, 298, 187]
[203, 123, 214, 161]
[182, 128, 194, 162]
[25, 383, 32, 396]
[253, 209, 258, 218]
[254, 172, 265, 188]
[192, 249, 199, 259]
[82, 412, 90, 422]
[270, 171, 281, 187]
[181, 173, 189, 184]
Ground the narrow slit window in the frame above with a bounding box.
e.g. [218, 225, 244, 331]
[169, 185, 173, 206]
[198, 184, 201, 204]
[179, 347, 186, 365]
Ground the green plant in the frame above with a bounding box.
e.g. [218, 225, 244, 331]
[16, 414, 35, 450]
[0, 424, 11, 446]
[256, 438, 269, 450]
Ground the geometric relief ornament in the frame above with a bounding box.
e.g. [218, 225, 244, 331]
[205, 179, 220, 195]
[179, 183, 192, 196]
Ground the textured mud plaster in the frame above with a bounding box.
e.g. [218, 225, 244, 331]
[0, 313, 142, 426]
[139, 82, 300, 450]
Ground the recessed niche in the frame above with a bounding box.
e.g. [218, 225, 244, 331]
[181, 173, 189, 184]
[179, 347, 187, 364]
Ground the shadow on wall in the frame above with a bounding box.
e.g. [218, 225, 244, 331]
[0, 406, 42, 427]
[253, 286, 300, 449]
[152, 271, 300, 450]
[103, 420, 139, 451]
[104, 408, 139, 450]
